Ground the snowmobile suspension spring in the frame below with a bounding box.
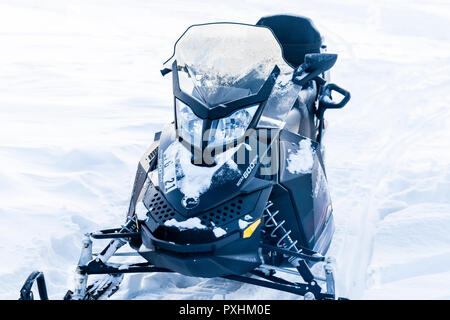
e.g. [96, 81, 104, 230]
[263, 201, 300, 255]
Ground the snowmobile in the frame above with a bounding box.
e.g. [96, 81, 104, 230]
[19, 15, 350, 300]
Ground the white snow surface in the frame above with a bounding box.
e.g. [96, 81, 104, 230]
[1, 0, 450, 300]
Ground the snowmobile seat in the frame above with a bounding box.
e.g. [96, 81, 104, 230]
[256, 14, 322, 67]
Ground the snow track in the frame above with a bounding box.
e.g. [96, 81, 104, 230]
[1, 0, 449, 299]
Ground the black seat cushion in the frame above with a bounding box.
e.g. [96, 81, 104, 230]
[256, 15, 322, 67]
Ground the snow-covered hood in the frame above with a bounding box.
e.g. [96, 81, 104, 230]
[157, 138, 245, 216]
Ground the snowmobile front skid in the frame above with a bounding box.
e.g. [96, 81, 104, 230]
[20, 215, 343, 300]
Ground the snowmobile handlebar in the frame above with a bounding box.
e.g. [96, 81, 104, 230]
[317, 83, 351, 119]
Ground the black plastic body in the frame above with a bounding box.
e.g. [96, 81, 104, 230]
[134, 123, 334, 277]
[127, 17, 348, 279]
[271, 129, 334, 254]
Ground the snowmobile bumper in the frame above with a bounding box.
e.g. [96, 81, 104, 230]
[138, 222, 262, 278]
[18, 218, 343, 300]
[136, 185, 271, 278]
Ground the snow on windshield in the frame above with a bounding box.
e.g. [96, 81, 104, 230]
[170, 23, 294, 105]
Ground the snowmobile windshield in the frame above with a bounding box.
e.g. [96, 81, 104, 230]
[165, 23, 294, 106]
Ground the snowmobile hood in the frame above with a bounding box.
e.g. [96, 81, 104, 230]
[156, 126, 273, 217]
[161, 139, 241, 205]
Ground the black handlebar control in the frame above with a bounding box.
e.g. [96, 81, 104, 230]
[317, 83, 350, 119]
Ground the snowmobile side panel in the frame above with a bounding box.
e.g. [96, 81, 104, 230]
[277, 129, 334, 252]
[313, 213, 335, 255]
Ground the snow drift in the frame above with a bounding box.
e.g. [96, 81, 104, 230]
[1, 0, 449, 299]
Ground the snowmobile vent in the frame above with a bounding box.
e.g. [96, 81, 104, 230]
[199, 198, 245, 227]
[144, 184, 258, 228]
[144, 189, 177, 222]
[256, 14, 322, 67]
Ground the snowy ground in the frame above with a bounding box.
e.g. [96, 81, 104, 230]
[1, 0, 449, 300]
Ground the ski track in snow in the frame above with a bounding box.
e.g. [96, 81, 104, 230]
[1, 0, 449, 299]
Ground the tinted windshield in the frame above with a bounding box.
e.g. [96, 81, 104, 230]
[165, 23, 294, 106]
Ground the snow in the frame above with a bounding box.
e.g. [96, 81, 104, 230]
[286, 139, 315, 175]
[162, 140, 240, 199]
[134, 200, 148, 220]
[213, 227, 227, 238]
[238, 219, 251, 229]
[164, 217, 206, 230]
[1, 0, 450, 300]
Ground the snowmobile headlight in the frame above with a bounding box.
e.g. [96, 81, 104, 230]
[207, 104, 258, 148]
[176, 99, 203, 148]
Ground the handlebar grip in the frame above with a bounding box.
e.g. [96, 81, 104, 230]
[321, 83, 351, 109]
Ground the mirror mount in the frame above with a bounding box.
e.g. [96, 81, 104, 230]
[292, 53, 337, 86]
